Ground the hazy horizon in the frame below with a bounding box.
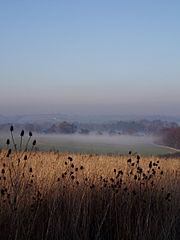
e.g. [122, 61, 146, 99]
[0, 1, 180, 116]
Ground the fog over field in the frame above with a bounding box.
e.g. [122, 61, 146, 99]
[40, 133, 154, 145]
[33, 133, 175, 155]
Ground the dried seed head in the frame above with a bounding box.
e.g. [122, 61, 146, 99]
[71, 164, 74, 168]
[20, 130, 24, 137]
[10, 125, 14, 132]
[137, 155, 140, 160]
[32, 140, 36, 146]
[129, 151, 132, 155]
[90, 184, 95, 189]
[80, 166, 84, 170]
[68, 156, 73, 161]
[149, 161, 152, 168]
[6, 139, 10, 145]
[7, 149, 12, 157]
[24, 155, 27, 160]
[165, 193, 171, 200]
[29, 167, 33, 173]
[1, 169, 5, 174]
[29, 131, 32, 137]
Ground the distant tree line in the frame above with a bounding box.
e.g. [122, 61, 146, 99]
[0, 120, 178, 136]
[159, 127, 180, 149]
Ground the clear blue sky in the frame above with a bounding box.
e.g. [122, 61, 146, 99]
[0, 0, 180, 116]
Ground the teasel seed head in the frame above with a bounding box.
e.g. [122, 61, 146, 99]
[7, 149, 12, 157]
[68, 156, 73, 161]
[20, 130, 24, 137]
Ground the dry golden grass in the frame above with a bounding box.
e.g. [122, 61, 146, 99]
[0, 147, 180, 240]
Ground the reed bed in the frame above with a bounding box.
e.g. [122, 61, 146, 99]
[0, 127, 179, 240]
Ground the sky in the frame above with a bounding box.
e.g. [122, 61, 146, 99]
[0, 0, 180, 116]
